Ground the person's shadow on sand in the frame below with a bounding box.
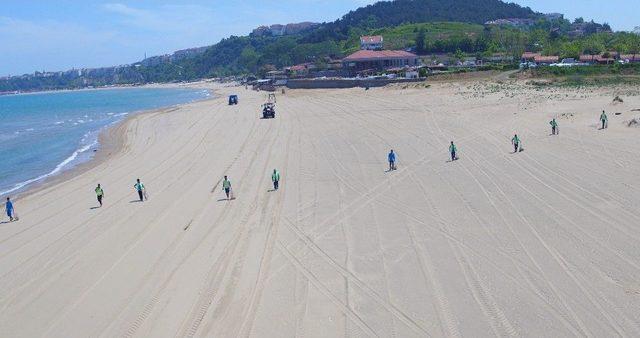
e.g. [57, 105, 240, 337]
[90, 206, 101, 210]
[129, 200, 143, 203]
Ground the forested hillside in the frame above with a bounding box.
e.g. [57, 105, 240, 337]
[303, 0, 534, 43]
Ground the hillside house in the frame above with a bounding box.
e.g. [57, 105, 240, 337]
[484, 18, 534, 29]
[360, 36, 384, 50]
[342, 50, 419, 76]
[544, 13, 564, 20]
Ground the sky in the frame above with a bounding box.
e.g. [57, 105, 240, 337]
[1, 0, 638, 75]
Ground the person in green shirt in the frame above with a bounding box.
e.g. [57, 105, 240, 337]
[222, 176, 232, 200]
[511, 134, 521, 153]
[95, 184, 104, 207]
[549, 118, 558, 135]
[134, 179, 145, 202]
[449, 141, 457, 161]
[271, 169, 280, 191]
[600, 110, 608, 129]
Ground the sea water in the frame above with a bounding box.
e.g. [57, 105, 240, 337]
[0, 87, 209, 197]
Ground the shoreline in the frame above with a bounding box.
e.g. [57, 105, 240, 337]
[7, 83, 221, 202]
[0, 80, 219, 97]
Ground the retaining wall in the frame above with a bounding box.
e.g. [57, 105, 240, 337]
[285, 78, 425, 89]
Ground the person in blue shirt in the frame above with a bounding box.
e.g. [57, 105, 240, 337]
[5, 197, 14, 222]
[449, 141, 457, 161]
[388, 149, 396, 171]
[133, 179, 145, 202]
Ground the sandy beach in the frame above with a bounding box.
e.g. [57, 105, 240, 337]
[2, 78, 640, 337]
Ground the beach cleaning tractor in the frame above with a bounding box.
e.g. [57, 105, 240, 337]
[262, 93, 276, 118]
[262, 103, 275, 118]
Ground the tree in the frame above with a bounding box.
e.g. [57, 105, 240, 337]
[454, 49, 465, 61]
[582, 38, 605, 56]
[416, 28, 426, 54]
[238, 46, 260, 73]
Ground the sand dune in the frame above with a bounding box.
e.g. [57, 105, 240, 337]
[2, 80, 640, 337]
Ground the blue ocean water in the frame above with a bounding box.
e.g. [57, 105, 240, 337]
[0, 87, 209, 197]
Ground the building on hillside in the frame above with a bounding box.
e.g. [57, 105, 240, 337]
[484, 18, 535, 29]
[521, 52, 539, 62]
[342, 50, 419, 76]
[483, 53, 514, 63]
[251, 22, 320, 37]
[544, 13, 564, 21]
[360, 36, 384, 50]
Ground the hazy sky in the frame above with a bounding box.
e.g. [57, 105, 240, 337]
[1, 0, 638, 75]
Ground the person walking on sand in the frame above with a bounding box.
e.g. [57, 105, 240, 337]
[95, 184, 104, 207]
[550, 118, 558, 135]
[388, 149, 396, 171]
[271, 169, 280, 191]
[5, 197, 14, 222]
[449, 141, 457, 161]
[511, 134, 521, 153]
[222, 176, 232, 200]
[134, 179, 145, 202]
[600, 110, 608, 129]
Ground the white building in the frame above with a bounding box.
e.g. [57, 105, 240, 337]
[360, 36, 384, 50]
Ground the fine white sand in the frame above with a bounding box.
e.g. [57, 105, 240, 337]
[2, 80, 640, 337]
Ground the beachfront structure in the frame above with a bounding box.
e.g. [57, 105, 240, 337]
[285, 63, 316, 77]
[342, 50, 419, 76]
[360, 36, 384, 50]
[620, 54, 640, 63]
[521, 53, 559, 65]
[579, 54, 616, 64]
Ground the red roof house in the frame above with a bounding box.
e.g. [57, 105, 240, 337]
[360, 35, 384, 50]
[580, 54, 616, 64]
[534, 55, 559, 64]
[521, 52, 540, 61]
